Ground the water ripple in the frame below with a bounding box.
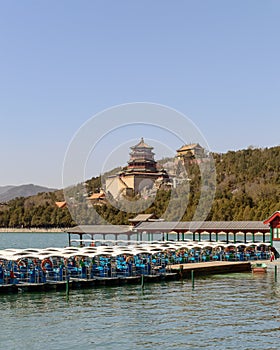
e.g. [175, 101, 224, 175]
[0, 272, 279, 350]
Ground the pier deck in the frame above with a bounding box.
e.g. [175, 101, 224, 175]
[171, 260, 252, 277]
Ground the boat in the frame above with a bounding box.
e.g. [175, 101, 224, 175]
[252, 262, 267, 273]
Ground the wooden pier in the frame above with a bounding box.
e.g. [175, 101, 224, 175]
[171, 261, 252, 278]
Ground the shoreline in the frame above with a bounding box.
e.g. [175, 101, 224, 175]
[0, 228, 66, 233]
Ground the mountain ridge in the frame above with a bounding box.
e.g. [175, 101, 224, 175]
[0, 184, 57, 202]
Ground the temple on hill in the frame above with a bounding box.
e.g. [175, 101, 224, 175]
[176, 143, 206, 163]
[105, 138, 170, 199]
[88, 190, 107, 206]
[55, 201, 67, 209]
[127, 137, 157, 173]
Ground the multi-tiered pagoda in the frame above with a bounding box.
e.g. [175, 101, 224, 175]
[105, 138, 170, 199]
[127, 138, 157, 173]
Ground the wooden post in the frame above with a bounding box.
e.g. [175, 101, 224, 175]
[179, 265, 183, 279]
[141, 274, 144, 290]
[191, 270, 194, 290]
[66, 275, 70, 301]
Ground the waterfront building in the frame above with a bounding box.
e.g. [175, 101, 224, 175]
[264, 211, 280, 251]
[135, 220, 270, 243]
[67, 218, 272, 246]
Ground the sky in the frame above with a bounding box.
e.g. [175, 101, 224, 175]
[0, 1, 279, 188]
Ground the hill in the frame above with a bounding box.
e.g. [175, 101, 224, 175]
[0, 145, 279, 228]
[0, 184, 57, 202]
[0, 186, 14, 195]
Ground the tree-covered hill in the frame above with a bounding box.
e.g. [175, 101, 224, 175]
[0, 190, 75, 228]
[0, 146, 279, 228]
[211, 146, 279, 220]
[0, 184, 57, 202]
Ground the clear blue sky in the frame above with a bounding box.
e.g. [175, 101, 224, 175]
[0, 1, 279, 188]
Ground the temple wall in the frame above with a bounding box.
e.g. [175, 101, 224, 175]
[105, 177, 120, 198]
[134, 176, 156, 193]
[105, 175, 135, 198]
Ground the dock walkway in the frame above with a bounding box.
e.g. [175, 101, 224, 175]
[171, 260, 252, 278]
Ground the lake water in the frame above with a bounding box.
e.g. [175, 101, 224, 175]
[0, 233, 279, 350]
[0, 232, 68, 250]
[0, 232, 270, 251]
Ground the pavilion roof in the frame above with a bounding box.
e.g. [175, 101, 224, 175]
[176, 143, 203, 152]
[88, 192, 106, 200]
[136, 221, 269, 232]
[66, 225, 131, 235]
[264, 211, 280, 225]
[129, 213, 156, 223]
[55, 201, 67, 208]
[131, 137, 153, 150]
[0, 241, 271, 261]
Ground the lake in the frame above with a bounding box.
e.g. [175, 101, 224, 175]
[0, 233, 279, 350]
[0, 232, 68, 250]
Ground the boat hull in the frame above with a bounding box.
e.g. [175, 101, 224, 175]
[252, 263, 267, 273]
[252, 267, 267, 273]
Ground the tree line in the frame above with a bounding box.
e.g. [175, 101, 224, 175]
[0, 146, 279, 228]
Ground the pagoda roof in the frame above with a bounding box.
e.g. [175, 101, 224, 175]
[130, 150, 155, 155]
[123, 170, 169, 177]
[131, 138, 153, 150]
[128, 158, 155, 163]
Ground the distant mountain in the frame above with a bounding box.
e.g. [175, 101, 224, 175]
[0, 186, 14, 195]
[0, 184, 57, 202]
